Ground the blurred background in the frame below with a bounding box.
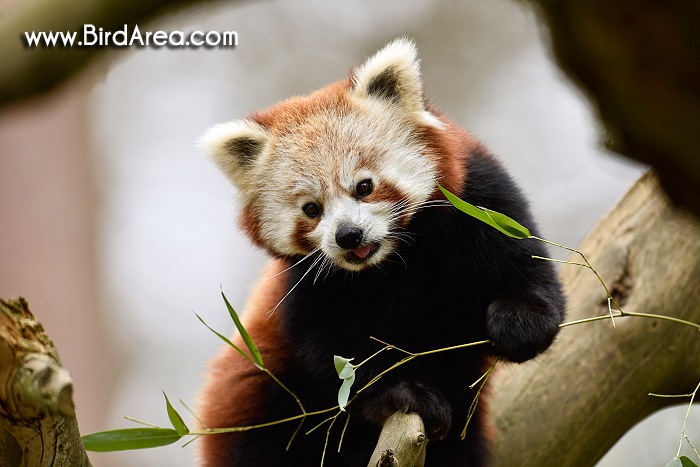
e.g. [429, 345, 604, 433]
[0, 0, 695, 465]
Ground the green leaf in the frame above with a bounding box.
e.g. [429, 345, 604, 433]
[437, 184, 531, 239]
[195, 312, 259, 369]
[665, 458, 698, 467]
[334, 355, 354, 378]
[480, 207, 531, 239]
[334, 356, 355, 411]
[163, 391, 189, 436]
[338, 376, 355, 412]
[82, 427, 182, 452]
[221, 290, 265, 369]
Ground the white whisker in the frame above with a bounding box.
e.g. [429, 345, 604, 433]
[313, 253, 333, 285]
[393, 251, 408, 269]
[267, 252, 324, 316]
[256, 247, 323, 286]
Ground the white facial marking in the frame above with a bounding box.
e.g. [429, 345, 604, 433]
[249, 105, 441, 270]
[307, 196, 393, 271]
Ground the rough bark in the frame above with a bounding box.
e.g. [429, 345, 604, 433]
[368, 412, 427, 467]
[490, 171, 700, 466]
[0, 298, 92, 467]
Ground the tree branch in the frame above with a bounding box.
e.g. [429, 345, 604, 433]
[0, 298, 92, 467]
[368, 412, 427, 467]
[0, 0, 203, 105]
[490, 171, 700, 466]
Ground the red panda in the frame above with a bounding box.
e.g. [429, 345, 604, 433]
[198, 38, 565, 466]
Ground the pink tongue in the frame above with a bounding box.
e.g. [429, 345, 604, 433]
[353, 244, 372, 259]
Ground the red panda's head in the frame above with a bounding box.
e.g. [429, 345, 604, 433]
[200, 38, 466, 271]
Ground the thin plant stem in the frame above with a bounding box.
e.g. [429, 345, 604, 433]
[685, 435, 700, 461]
[286, 418, 306, 452]
[264, 368, 306, 414]
[369, 336, 415, 356]
[306, 415, 337, 436]
[531, 256, 588, 268]
[123, 416, 161, 429]
[338, 411, 351, 453]
[559, 311, 700, 331]
[649, 381, 700, 461]
[320, 414, 340, 467]
[461, 358, 498, 440]
[190, 406, 338, 436]
[677, 382, 700, 458]
[179, 399, 206, 429]
[622, 312, 700, 331]
[530, 236, 625, 318]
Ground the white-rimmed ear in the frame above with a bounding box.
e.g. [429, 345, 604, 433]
[198, 119, 269, 186]
[351, 38, 442, 127]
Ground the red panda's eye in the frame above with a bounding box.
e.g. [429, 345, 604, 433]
[356, 179, 373, 198]
[302, 202, 322, 218]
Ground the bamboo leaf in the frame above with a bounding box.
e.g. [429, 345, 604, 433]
[480, 207, 531, 239]
[437, 184, 531, 239]
[337, 376, 355, 412]
[221, 290, 265, 368]
[163, 391, 189, 436]
[334, 356, 355, 411]
[666, 458, 697, 467]
[195, 312, 258, 368]
[82, 428, 182, 452]
[334, 355, 354, 378]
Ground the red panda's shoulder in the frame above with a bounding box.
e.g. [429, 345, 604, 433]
[198, 260, 292, 431]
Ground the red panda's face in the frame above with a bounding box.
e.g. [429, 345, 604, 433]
[201, 38, 447, 271]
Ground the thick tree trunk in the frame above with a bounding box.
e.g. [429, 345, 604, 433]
[0, 298, 92, 467]
[490, 171, 700, 466]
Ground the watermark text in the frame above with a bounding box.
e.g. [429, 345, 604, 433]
[24, 24, 238, 48]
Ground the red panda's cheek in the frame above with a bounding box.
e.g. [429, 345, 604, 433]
[291, 217, 318, 254]
[240, 203, 311, 258]
[367, 184, 414, 226]
[238, 206, 267, 250]
[369, 183, 405, 205]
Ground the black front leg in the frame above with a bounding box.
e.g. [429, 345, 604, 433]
[359, 379, 453, 440]
[486, 283, 565, 363]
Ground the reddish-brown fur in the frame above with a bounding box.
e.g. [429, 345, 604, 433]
[250, 81, 352, 133]
[198, 261, 292, 464]
[419, 113, 478, 197]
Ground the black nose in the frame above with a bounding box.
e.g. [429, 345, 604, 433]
[335, 224, 364, 249]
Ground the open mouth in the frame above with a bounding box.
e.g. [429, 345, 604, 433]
[344, 243, 380, 264]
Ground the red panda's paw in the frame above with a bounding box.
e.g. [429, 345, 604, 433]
[486, 291, 563, 363]
[361, 380, 452, 440]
